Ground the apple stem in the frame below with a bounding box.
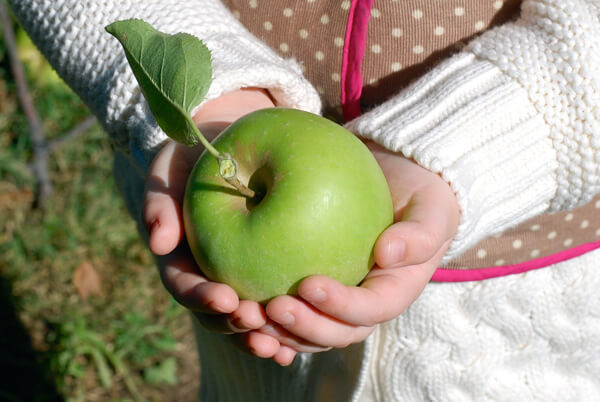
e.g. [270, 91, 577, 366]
[217, 155, 256, 198]
[192, 125, 256, 199]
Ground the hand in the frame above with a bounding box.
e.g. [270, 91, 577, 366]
[143, 88, 299, 360]
[261, 142, 460, 362]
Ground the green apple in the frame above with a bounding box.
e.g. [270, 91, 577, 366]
[183, 108, 393, 303]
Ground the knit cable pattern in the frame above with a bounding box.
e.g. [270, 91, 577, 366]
[355, 247, 600, 402]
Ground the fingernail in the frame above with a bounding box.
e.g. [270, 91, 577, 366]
[276, 312, 295, 326]
[304, 287, 327, 303]
[384, 239, 405, 266]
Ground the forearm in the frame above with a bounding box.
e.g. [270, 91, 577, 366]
[348, 0, 600, 260]
[9, 0, 320, 170]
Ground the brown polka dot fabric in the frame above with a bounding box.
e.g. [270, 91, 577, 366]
[223, 0, 350, 120]
[360, 0, 521, 108]
[221, 0, 600, 271]
[444, 195, 600, 269]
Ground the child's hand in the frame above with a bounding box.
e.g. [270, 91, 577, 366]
[261, 143, 460, 364]
[143, 88, 295, 360]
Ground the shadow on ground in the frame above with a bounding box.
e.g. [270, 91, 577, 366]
[0, 274, 64, 401]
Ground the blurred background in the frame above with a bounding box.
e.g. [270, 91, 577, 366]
[0, 3, 200, 401]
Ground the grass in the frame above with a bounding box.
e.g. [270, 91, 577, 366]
[0, 20, 199, 402]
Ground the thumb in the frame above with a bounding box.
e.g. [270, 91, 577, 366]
[375, 185, 459, 268]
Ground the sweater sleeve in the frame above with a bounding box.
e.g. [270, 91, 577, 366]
[8, 0, 321, 171]
[346, 0, 600, 261]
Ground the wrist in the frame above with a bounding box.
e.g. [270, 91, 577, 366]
[192, 87, 276, 141]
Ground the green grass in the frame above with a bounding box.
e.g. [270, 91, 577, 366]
[0, 22, 199, 402]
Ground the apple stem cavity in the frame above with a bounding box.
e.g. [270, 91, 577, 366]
[106, 19, 255, 199]
[217, 154, 256, 198]
[194, 125, 256, 198]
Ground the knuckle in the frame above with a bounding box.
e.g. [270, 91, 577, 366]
[417, 228, 441, 258]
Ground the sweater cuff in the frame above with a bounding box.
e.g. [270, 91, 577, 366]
[347, 53, 558, 261]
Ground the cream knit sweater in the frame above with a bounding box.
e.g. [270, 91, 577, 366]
[10, 0, 600, 401]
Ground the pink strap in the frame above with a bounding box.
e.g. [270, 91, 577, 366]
[341, 0, 374, 121]
[432, 240, 600, 282]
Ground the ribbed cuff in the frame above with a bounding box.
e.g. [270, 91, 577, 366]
[347, 53, 558, 261]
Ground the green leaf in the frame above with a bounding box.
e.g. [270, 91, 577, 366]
[105, 19, 212, 146]
[143, 357, 178, 385]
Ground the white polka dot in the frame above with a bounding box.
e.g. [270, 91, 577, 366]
[320, 14, 330, 24]
[512, 239, 523, 249]
[301, 64, 306, 73]
[331, 73, 340, 82]
[596, 228, 600, 236]
[371, 44, 382, 54]
[232, 10, 241, 19]
[477, 249, 487, 259]
[371, 8, 381, 18]
[530, 249, 540, 258]
[495, 259, 505, 266]
[279, 43, 289, 52]
[565, 213, 574, 221]
[530, 224, 541, 231]
[341, 0, 351, 10]
[581, 220, 590, 229]
[474, 21, 486, 30]
[315, 51, 324, 61]
[263, 21, 273, 31]
[434, 26, 445, 36]
[547, 231, 557, 240]
[563, 238, 573, 247]
[283, 8, 294, 17]
[316, 85, 325, 94]
[412, 9, 423, 19]
[299, 29, 309, 39]
[249, 0, 257, 9]
[391, 62, 402, 72]
[392, 28, 403, 38]
[493, 1, 504, 10]
[368, 78, 380, 86]
[455, 7, 465, 16]
[413, 45, 424, 54]
[334, 37, 344, 47]
[595, 199, 600, 208]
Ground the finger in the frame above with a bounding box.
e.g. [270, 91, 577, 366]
[243, 330, 281, 359]
[298, 244, 449, 327]
[227, 299, 268, 331]
[375, 184, 459, 267]
[197, 300, 267, 334]
[158, 245, 239, 314]
[143, 142, 201, 255]
[273, 345, 297, 366]
[258, 322, 332, 354]
[266, 296, 374, 349]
